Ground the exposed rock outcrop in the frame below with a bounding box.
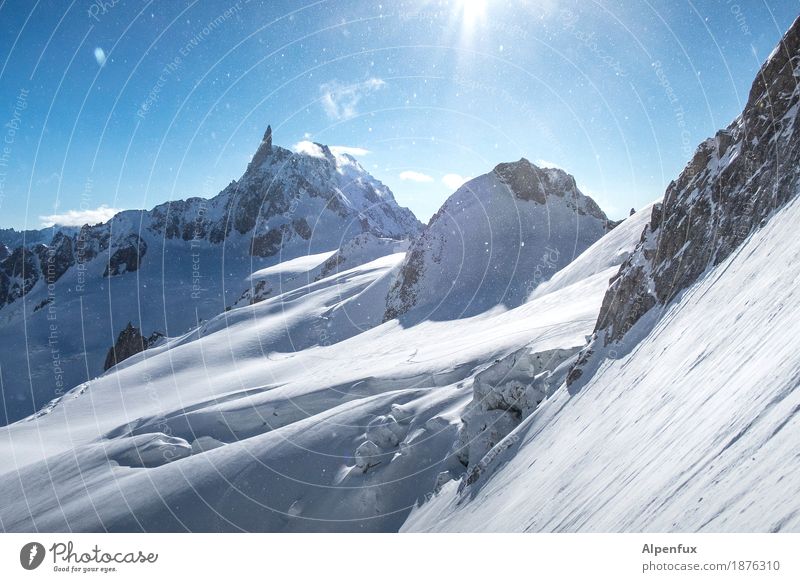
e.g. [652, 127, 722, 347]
[569, 16, 800, 385]
[103, 322, 163, 371]
[103, 234, 147, 277]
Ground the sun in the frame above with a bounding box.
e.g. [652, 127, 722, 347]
[457, 0, 488, 30]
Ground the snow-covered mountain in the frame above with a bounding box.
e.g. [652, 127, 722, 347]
[0, 227, 72, 252]
[384, 159, 615, 322]
[403, 16, 800, 532]
[1, 17, 799, 535]
[0, 127, 420, 424]
[0, 198, 649, 532]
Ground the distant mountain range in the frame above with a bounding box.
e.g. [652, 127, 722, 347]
[0, 126, 420, 424]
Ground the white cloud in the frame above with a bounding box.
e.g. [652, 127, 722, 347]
[35, 172, 61, 186]
[329, 145, 370, 157]
[94, 47, 107, 67]
[535, 159, 564, 170]
[319, 78, 386, 120]
[399, 170, 434, 183]
[292, 141, 371, 160]
[40, 205, 120, 227]
[292, 140, 326, 158]
[442, 173, 471, 190]
[293, 141, 370, 159]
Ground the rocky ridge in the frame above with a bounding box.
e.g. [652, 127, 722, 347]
[569, 16, 800, 384]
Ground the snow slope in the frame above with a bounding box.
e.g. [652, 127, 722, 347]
[528, 202, 653, 301]
[231, 234, 408, 308]
[404, 18, 800, 533]
[404, 182, 800, 533]
[0, 205, 650, 532]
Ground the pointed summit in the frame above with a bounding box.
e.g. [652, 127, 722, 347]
[248, 124, 274, 171]
[264, 125, 272, 150]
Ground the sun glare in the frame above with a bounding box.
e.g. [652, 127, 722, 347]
[458, 0, 488, 30]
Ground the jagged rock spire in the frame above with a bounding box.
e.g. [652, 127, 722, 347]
[248, 124, 274, 171]
[264, 125, 272, 151]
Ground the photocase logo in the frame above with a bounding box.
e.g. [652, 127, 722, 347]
[20, 542, 46, 570]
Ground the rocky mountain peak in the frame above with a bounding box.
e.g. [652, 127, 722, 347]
[385, 158, 612, 322]
[247, 124, 274, 171]
[492, 158, 607, 221]
[227, 126, 421, 246]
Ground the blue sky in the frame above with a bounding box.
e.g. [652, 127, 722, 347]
[0, 0, 797, 230]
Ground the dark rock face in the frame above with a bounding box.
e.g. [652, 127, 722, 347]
[250, 226, 287, 258]
[383, 245, 425, 322]
[494, 159, 608, 221]
[231, 178, 276, 235]
[247, 125, 273, 172]
[591, 17, 800, 346]
[494, 159, 548, 204]
[316, 253, 346, 281]
[103, 322, 163, 371]
[0, 246, 41, 306]
[76, 225, 110, 263]
[104, 234, 148, 277]
[0, 273, 7, 306]
[292, 217, 312, 240]
[248, 280, 270, 304]
[0, 227, 111, 309]
[37, 232, 75, 285]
